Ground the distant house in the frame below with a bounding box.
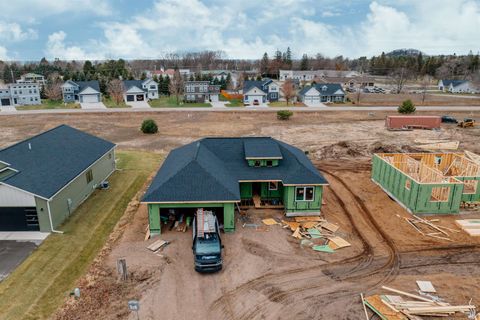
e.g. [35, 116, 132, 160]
[0, 83, 41, 106]
[123, 79, 158, 102]
[242, 79, 279, 104]
[146, 68, 191, 78]
[16, 73, 46, 85]
[298, 83, 346, 103]
[184, 81, 220, 103]
[280, 70, 360, 81]
[0, 125, 116, 232]
[438, 80, 475, 93]
[62, 80, 101, 103]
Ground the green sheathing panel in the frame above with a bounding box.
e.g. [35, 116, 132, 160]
[247, 159, 279, 167]
[371, 154, 464, 214]
[283, 185, 323, 214]
[148, 202, 236, 235]
[456, 176, 480, 202]
[260, 182, 283, 199]
[240, 182, 252, 199]
[34, 197, 51, 232]
[47, 150, 116, 230]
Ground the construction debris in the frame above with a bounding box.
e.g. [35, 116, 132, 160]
[312, 245, 334, 253]
[403, 215, 460, 241]
[262, 218, 279, 225]
[362, 284, 477, 319]
[456, 219, 480, 236]
[417, 141, 460, 150]
[147, 239, 170, 252]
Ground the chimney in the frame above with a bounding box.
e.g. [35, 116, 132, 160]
[28, 143, 31, 150]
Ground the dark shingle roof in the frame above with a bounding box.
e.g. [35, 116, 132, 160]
[75, 81, 100, 93]
[299, 83, 345, 96]
[441, 79, 467, 87]
[123, 80, 146, 92]
[143, 137, 327, 203]
[0, 125, 115, 199]
[244, 139, 282, 159]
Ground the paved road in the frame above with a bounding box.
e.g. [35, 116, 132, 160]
[1, 105, 480, 115]
[0, 240, 37, 281]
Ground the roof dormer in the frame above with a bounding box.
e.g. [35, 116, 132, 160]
[243, 139, 282, 167]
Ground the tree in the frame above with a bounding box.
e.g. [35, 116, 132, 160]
[169, 69, 184, 104]
[389, 67, 410, 94]
[284, 47, 292, 67]
[140, 72, 147, 80]
[420, 75, 431, 104]
[277, 110, 293, 120]
[300, 54, 309, 70]
[141, 119, 158, 134]
[281, 79, 296, 105]
[260, 52, 269, 75]
[225, 73, 232, 90]
[398, 99, 416, 114]
[44, 80, 63, 101]
[107, 79, 125, 106]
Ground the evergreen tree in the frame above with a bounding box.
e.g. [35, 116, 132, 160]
[256, 75, 262, 81]
[140, 72, 147, 80]
[260, 52, 270, 75]
[225, 73, 232, 89]
[189, 73, 195, 81]
[285, 47, 292, 66]
[300, 54, 309, 70]
[157, 76, 164, 95]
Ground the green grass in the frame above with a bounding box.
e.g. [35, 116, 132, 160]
[225, 99, 244, 107]
[148, 96, 211, 108]
[15, 99, 80, 110]
[102, 97, 131, 108]
[268, 101, 306, 107]
[0, 150, 163, 320]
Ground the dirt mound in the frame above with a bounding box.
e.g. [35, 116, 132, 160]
[314, 141, 425, 160]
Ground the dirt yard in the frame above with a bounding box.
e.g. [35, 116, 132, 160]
[1, 110, 480, 320]
[346, 92, 480, 106]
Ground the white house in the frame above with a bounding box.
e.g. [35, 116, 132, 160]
[438, 80, 476, 93]
[298, 83, 346, 103]
[123, 79, 159, 102]
[279, 70, 360, 81]
[61, 80, 101, 103]
[16, 73, 46, 85]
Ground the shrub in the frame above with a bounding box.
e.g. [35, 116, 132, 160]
[277, 110, 293, 120]
[398, 99, 416, 114]
[141, 119, 158, 134]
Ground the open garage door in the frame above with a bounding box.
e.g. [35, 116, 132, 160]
[0, 207, 39, 231]
[159, 206, 225, 230]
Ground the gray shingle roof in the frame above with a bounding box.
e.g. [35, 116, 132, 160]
[244, 139, 282, 159]
[243, 79, 273, 94]
[123, 80, 146, 92]
[299, 83, 345, 96]
[143, 137, 327, 203]
[0, 125, 115, 199]
[441, 79, 467, 87]
[75, 81, 101, 93]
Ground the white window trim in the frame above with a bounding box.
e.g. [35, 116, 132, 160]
[295, 186, 315, 202]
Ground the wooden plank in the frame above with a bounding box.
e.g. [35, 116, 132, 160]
[327, 236, 351, 249]
[147, 239, 169, 252]
[292, 227, 302, 239]
[463, 228, 480, 236]
[262, 218, 279, 225]
[294, 216, 323, 222]
[417, 141, 459, 150]
[364, 295, 407, 320]
[320, 221, 339, 232]
[456, 219, 480, 229]
[407, 305, 475, 314]
[381, 286, 437, 303]
[416, 281, 436, 293]
[300, 221, 318, 229]
[282, 220, 300, 231]
[360, 293, 370, 320]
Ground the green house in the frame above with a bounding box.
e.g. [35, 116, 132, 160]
[372, 153, 480, 214]
[0, 125, 116, 232]
[142, 137, 328, 235]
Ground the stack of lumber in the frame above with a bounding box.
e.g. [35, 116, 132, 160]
[416, 140, 460, 150]
[404, 215, 460, 241]
[456, 219, 480, 236]
[281, 216, 351, 253]
[362, 285, 476, 319]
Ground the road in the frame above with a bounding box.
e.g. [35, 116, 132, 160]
[1, 105, 480, 115]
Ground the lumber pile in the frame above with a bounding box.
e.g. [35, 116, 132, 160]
[281, 216, 351, 253]
[404, 215, 460, 241]
[456, 219, 480, 236]
[416, 141, 460, 150]
[362, 284, 477, 319]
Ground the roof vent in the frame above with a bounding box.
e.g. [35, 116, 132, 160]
[28, 143, 32, 150]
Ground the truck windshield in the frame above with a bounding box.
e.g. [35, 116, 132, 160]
[196, 233, 220, 254]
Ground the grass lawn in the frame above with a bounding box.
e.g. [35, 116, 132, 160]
[148, 96, 211, 108]
[102, 97, 131, 108]
[148, 96, 212, 108]
[268, 101, 306, 107]
[16, 99, 80, 110]
[0, 150, 163, 320]
[225, 98, 244, 107]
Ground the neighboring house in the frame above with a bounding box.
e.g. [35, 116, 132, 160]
[0, 125, 116, 232]
[123, 79, 159, 102]
[242, 78, 279, 104]
[0, 83, 41, 106]
[201, 70, 239, 88]
[184, 81, 220, 102]
[62, 80, 101, 103]
[280, 70, 360, 81]
[16, 73, 46, 85]
[142, 137, 328, 235]
[438, 80, 475, 93]
[298, 83, 346, 103]
[372, 152, 480, 215]
[315, 76, 375, 90]
[146, 68, 191, 78]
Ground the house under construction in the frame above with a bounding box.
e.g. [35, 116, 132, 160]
[372, 153, 480, 214]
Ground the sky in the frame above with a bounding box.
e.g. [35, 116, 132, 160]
[0, 0, 479, 61]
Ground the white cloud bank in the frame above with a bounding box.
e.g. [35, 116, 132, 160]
[42, 0, 480, 60]
[0, 22, 37, 42]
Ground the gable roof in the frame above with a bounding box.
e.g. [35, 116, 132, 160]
[63, 80, 100, 93]
[244, 139, 283, 159]
[123, 80, 145, 92]
[243, 80, 266, 94]
[440, 79, 468, 87]
[299, 83, 345, 96]
[143, 137, 327, 203]
[0, 125, 115, 199]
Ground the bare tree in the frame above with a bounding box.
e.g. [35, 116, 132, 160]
[420, 75, 431, 104]
[388, 67, 410, 94]
[281, 79, 296, 105]
[108, 79, 125, 106]
[45, 74, 63, 101]
[169, 69, 184, 105]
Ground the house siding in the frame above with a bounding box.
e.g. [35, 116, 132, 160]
[284, 185, 323, 214]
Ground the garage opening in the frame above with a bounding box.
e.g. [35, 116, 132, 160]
[1, 98, 11, 106]
[136, 94, 145, 101]
[159, 207, 224, 232]
[0, 207, 39, 231]
[126, 95, 134, 102]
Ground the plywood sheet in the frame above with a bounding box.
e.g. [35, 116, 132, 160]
[262, 218, 278, 225]
[327, 236, 351, 249]
[320, 221, 339, 232]
[416, 281, 436, 293]
[364, 295, 407, 320]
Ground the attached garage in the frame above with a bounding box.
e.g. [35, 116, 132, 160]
[126, 95, 135, 102]
[304, 96, 320, 103]
[80, 94, 100, 103]
[0, 207, 39, 231]
[1, 98, 11, 106]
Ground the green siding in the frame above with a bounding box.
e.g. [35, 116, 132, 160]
[456, 176, 480, 202]
[371, 154, 465, 214]
[283, 185, 323, 213]
[247, 159, 279, 167]
[260, 182, 283, 199]
[35, 150, 116, 232]
[148, 202, 235, 236]
[240, 182, 252, 199]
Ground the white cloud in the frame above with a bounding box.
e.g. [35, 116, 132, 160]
[0, 46, 10, 60]
[0, 0, 112, 18]
[0, 22, 37, 42]
[45, 31, 103, 60]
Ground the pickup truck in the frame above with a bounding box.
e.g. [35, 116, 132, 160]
[192, 211, 223, 272]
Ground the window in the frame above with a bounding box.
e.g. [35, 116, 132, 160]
[430, 187, 450, 202]
[266, 160, 273, 167]
[295, 186, 315, 201]
[86, 169, 93, 183]
[434, 156, 442, 165]
[269, 182, 278, 190]
[405, 179, 411, 190]
[463, 179, 478, 194]
[254, 160, 261, 167]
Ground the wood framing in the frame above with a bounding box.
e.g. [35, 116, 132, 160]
[372, 152, 480, 214]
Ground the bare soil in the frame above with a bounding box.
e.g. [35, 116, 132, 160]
[347, 92, 480, 106]
[2, 111, 480, 319]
